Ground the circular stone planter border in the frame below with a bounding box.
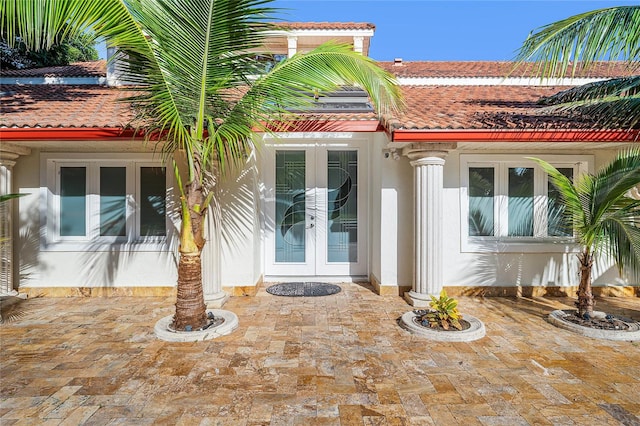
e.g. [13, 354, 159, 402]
[399, 311, 486, 342]
[154, 309, 238, 342]
[548, 310, 640, 342]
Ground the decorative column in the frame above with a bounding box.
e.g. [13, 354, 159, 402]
[287, 36, 298, 58]
[0, 143, 30, 297]
[403, 144, 454, 307]
[353, 36, 364, 54]
[202, 204, 228, 308]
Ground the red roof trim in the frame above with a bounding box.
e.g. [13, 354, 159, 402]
[0, 128, 142, 141]
[1, 121, 382, 141]
[4, 126, 637, 143]
[392, 129, 640, 142]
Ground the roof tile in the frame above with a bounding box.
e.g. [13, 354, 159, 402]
[275, 22, 375, 31]
[378, 61, 637, 79]
[0, 84, 135, 128]
[1, 60, 107, 78]
[382, 85, 610, 131]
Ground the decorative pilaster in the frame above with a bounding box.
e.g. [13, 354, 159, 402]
[403, 144, 454, 307]
[0, 143, 29, 297]
[353, 36, 364, 54]
[287, 36, 298, 58]
[202, 204, 228, 308]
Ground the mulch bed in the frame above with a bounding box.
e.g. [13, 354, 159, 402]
[412, 310, 472, 331]
[560, 311, 633, 331]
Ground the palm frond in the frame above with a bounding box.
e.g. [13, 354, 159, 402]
[599, 198, 640, 281]
[514, 5, 640, 78]
[1, 0, 150, 56]
[540, 76, 640, 105]
[592, 147, 640, 218]
[237, 42, 403, 121]
[534, 77, 640, 129]
[527, 157, 587, 228]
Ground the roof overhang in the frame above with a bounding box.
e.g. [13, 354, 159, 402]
[391, 129, 640, 143]
[0, 128, 142, 141]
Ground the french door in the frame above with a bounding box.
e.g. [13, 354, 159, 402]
[265, 142, 367, 277]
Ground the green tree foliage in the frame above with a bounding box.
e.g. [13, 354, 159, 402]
[1, 31, 98, 69]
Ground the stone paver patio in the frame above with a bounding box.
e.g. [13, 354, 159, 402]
[1, 283, 639, 425]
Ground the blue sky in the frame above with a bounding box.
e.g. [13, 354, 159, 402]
[273, 0, 634, 61]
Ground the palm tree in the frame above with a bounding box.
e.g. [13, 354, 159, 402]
[2, 0, 402, 331]
[515, 5, 640, 129]
[530, 150, 640, 317]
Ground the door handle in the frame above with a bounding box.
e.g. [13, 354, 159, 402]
[310, 215, 315, 221]
[306, 223, 315, 229]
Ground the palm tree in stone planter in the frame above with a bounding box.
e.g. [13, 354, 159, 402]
[530, 150, 640, 317]
[515, 5, 640, 317]
[2, 0, 402, 331]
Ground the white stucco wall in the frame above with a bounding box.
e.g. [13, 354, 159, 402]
[217, 156, 263, 287]
[13, 147, 178, 289]
[369, 133, 413, 289]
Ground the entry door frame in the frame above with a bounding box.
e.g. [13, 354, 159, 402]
[263, 137, 369, 279]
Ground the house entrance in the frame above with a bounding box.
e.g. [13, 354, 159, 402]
[264, 142, 368, 278]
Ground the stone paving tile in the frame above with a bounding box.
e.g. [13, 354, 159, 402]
[1, 285, 640, 425]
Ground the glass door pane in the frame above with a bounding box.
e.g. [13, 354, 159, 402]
[275, 151, 306, 262]
[327, 150, 357, 262]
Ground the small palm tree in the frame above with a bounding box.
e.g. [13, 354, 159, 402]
[2, 0, 402, 331]
[515, 5, 640, 129]
[530, 149, 640, 316]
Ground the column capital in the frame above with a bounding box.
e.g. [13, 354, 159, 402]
[402, 143, 456, 163]
[0, 143, 31, 166]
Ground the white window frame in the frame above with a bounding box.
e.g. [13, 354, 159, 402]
[460, 154, 593, 253]
[41, 153, 172, 251]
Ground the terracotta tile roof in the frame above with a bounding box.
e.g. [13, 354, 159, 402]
[0, 84, 375, 130]
[275, 22, 375, 31]
[382, 85, 613, 131]
[0, 60, 107, 78]
[0, 85, 135, 128]
[378, 61, 638, 79]
[2, 82, 630, 133]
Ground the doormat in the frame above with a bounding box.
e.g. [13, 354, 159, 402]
[266, 282, 342, 297]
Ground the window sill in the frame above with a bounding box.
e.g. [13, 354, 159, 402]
[462, 237, 581, 254]
[41, 240, 171, 252]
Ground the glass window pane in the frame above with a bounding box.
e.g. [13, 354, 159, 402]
[100, 167, 126, 236]
[327, 150, 357, 262]
[275, 151, 306, 262]
[508, 167, 534, 236]
[60, 167, 86, 237]
[469, 167, 494, 236]
[548, 168, 574, 237]
[140, 167, 166, 237]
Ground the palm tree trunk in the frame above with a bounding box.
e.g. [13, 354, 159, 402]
[173, 250, 208, 330]
[577, 250, 594, 317]
[172, 172, 208, 331]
